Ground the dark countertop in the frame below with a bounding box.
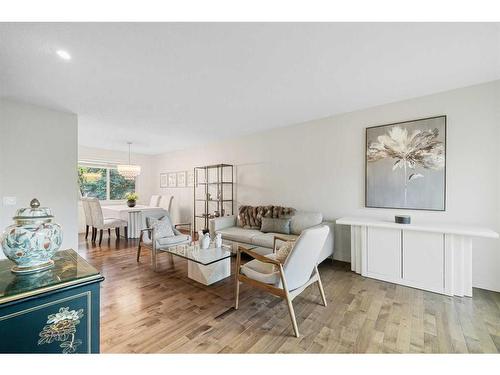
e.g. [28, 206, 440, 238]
[0, 249, 102, 305]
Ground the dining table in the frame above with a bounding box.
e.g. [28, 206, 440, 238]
[100, 204, 167, 239]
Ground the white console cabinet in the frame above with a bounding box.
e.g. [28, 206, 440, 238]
[337, 217, 498, 297]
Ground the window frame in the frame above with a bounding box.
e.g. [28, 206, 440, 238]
[78, 162, 137, 203]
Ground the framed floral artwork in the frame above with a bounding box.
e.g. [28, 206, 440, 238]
[160, 173, 168, 188]
[167, 172, 177, 188]
[177, 171, 186, 187]
[365, 115, 446, 211]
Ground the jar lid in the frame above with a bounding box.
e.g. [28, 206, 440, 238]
[13, 198, 54, 220]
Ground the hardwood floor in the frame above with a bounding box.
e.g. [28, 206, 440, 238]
[78, 234, 500, 353]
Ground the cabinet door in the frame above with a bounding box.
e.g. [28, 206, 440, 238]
[366, 227, 401, 283]
[402, 231, 444, 293]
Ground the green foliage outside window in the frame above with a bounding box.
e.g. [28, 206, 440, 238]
[78, 166, 136, 200]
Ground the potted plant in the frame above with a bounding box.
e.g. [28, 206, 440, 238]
[125, 192, 138, 207]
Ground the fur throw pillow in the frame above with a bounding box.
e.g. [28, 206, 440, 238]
[238, 205, 295, 229]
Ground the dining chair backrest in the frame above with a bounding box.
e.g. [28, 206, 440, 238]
[87, 197, 104, 228]
[149, 195, 161, 207]
[283, 225, 329, 291]
[81, 198, 93, 226]
[159, 195, 173, 212]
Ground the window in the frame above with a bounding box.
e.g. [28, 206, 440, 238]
[78, 165, 136, 201]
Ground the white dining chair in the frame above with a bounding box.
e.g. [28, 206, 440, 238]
[81, 197, 93, 240]
[159, 195, 173, 212]
[235, 225, 330, 338]
[87, 198, 128, 245]
[149, 195, 161, 207]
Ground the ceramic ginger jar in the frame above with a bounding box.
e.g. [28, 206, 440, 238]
[1, 198, 63, 274]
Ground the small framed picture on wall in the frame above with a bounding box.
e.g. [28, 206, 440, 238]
[167, 172, 177, 188]
[177, 171, 187, 187]
[160, 173, 168, 188]
[187, 170, 195, 187]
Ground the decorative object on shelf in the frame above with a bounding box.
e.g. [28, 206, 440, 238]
[0, 198, 62, 274]
[177, 171, 186, 187]
[215, 233, 222, 248]
[395, 215, 411, 224]
[366, 116, 446, 211]
[117, 142, 141, 180]
[160, 173, 168, 188]
[125, 192, 138, 207]
[187, 170, 195, 187]
[193, 164, 234, 232]
[167, 172, 177, 188]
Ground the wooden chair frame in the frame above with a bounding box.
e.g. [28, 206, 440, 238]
[234, 243, 327, 338]
[137, 223, 192, 270]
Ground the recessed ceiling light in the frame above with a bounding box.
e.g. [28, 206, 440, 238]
[56, 50, 71, 61]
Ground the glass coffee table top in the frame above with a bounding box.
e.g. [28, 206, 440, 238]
[160, 243, 236, 266]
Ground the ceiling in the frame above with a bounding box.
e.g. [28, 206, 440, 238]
[1, 23, 499, 154]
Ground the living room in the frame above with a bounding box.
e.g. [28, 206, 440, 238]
[1, 1, 500, 371]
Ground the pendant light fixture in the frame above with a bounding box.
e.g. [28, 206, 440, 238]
[117, 142, 141, 180]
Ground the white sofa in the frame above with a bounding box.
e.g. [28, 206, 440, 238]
[209, 211, 334, 263]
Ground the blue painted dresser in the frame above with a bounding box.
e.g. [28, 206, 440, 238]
[0, 249, 104, 353]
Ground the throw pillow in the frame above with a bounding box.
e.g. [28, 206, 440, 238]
[149, 215, 175, 238]
[260, 217, 291, 234]
[273, 240, 295, 271]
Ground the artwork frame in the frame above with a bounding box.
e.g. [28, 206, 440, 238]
[167, 172, 177, 188]
[365, 115, 446, 211]
[177, 171, 187, 187]
[160, 173, 168, 188]
[187, 170, 195, 187]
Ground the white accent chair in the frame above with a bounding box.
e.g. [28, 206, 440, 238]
[159, 195, 173, 212]
[87, 198, 128, 245]
[81, 197, 93, 240]
[235, 225, 330, 338]
[137, 212, 192, 270]
[149, 195, 161, 207]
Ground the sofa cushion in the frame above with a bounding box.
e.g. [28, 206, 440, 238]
[251, 232, 298, 248]
[260, 217, 291, 234]
[216, 227, 262, 243]
[290, 211, 323, 235]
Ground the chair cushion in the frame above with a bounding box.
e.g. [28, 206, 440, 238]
[251, 232, 298, 248]
[149, 216, 175, 238]
[102, 218, 127, 229]
[216, 227, 261, 244]
[290, 212, 323, 235]
[156, 234, 191, 248]
[260, 217, 291, 234]
[240, 254, 280, 285]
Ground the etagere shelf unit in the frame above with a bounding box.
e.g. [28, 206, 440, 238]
[193, 164, 234, 232]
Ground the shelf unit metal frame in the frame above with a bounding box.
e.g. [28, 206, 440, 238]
[193, 163, 234, 232]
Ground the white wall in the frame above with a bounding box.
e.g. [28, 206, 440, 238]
[0, 99, 79, 255]
[151, 80, 500, 292]
[77, 146, 154, 232]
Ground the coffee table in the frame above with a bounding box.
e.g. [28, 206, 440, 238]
[159, 243, 235, 286]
